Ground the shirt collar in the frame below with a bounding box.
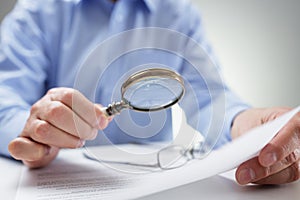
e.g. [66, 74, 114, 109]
[100, 0, 158, 13]
[142, 0, 158, 12]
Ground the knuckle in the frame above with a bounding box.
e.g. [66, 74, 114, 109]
[289, 161, 300, 182]
[30, 103, 40, 115]
[47, 87, 77, 104]
[45, 102, 65, 119]
[34, 121, 50, 140]
[261, 167, 271, 178]
[277, 144, 290, 160]
[284, 151, 299, 165]
[60, 89, 76, 104]
[47, 88, 59, 95]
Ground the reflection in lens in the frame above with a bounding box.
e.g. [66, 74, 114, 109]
[123, 77, 183, 110]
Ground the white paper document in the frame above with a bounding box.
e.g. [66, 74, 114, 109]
[15, 106, 300, 200]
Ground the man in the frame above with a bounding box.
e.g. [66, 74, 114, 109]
[0, 0, 299, 186]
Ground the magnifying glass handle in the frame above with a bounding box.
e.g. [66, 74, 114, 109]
[100, 101, 130, 117]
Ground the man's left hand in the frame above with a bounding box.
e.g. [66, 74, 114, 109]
[231, 107, 300, 185]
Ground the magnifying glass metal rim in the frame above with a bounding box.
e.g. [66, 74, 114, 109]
[103, 68, 185, 116]
[121, 68, 185, 112]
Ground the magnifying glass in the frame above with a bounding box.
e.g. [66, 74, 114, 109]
[101, 68, 185, 117]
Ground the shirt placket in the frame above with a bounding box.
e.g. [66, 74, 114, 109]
[109, 0, 129, 35]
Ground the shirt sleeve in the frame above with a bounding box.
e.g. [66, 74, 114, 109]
[0, 1, 49, 157]
[177, 4, 251, 150]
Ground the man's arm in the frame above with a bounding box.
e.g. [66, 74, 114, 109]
[177, 3, 250, 149]
[181, 3, 299, 185]
[0, 2, 111, 168]
[0, 1, 48, 157]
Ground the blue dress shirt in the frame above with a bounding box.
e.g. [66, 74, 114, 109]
[0, 0, 250, 157]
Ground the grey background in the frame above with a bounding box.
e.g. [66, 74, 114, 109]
[0, 0, 299, 107]
[0, 0, 15, 20]
[193, 0, 300, 107]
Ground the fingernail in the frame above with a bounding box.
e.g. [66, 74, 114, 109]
[77, 139, 85, 148]
[238, 168, 256, 184]
[262, 152, 277, 167]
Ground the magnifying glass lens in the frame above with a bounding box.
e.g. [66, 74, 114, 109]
[101, 68, 185, 116]
[123, 77, 183, 110]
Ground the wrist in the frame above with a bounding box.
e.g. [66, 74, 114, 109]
[231, 108, 262, 139]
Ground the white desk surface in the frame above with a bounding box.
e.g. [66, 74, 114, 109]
[1, 150, 299, 200]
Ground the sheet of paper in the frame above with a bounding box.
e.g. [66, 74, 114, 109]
[15, 106, 300, 200]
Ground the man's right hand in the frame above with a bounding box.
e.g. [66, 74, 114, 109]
[8, 88, 111, 168]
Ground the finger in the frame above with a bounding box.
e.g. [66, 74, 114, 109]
[236, 150, 300, 185]
[46, 88, 109, 129]
[33, 100, 98, 140]
[27, 119, 86, 148]
[259, 114, 300, 167]
[253, 160, 300, 185]
[23, 146, 60, 169]
[8, 137, 50, 162]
